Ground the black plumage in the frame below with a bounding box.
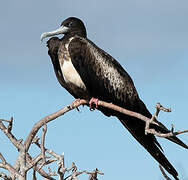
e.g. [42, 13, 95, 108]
[41, 17, 188, 180]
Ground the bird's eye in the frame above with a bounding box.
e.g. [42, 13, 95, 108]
[67, 22, 73, 27]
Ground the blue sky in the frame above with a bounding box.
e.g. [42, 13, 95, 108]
[0, 0, 188, 179]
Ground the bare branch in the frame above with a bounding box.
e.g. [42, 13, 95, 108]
[32, 170, 37, 180]
[24, 99, 88, 153]
[18, 145, 28, 180]
[144, 103, 188, 137]
[26, 154, 43, 171]
[64, 162, 85, 180]
[96, 100, 188, 138]
[1, 99, 187, 180]
[26, 153, 56, 180]
[67, 162, 77, 173]
[156, 103, 171, 114]
[45, 159, 57, 165]
[0, 153, 6, 165]
[97, 100, 160, 125]
[0, 119, 12, 123]
[23, 99, 187, 157]
[7, 117, 13, 133]
[0, 121, 23, 151]
[41, 123, 47, 164]
[0, 153, 21, 179]
[0, 172, 11, 180]
[57, 153, 66, 180]
[85, 168, 104, 180]
[33, 139, 63, 162]
[0, 162, 22, 178]
[47, 167, 57, 177]
[32, 165, 55, 180]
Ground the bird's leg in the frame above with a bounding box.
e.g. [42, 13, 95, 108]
[89, 98, 99, 111]
[72, 99, 81, 112]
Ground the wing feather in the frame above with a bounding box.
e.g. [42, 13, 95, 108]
[68, 36, 139, 107]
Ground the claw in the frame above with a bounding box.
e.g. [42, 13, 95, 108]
[72, 99, 80, 112]
[89, 98, 99, 110]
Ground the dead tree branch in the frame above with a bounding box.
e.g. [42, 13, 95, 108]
[65, 162, 85, 180]
[41, 123, 47, 164]
[57, 153, 66, 180]
[145, 102, 188, 137]
[0, 120, 23, 151]
[0, 99, 187, 180]
[0, 119, 56, 180]
[84, 168, 104, 180]
[0, 172, 11, 180]
[95, 100, 188, 138]
[24, 99, 88, 153]
[0, 153, 22, 179]
[23, 99, 188, 154]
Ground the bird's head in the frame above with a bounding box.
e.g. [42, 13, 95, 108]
[41, 17, 87, 41]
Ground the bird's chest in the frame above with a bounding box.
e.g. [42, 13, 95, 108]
[58, 44, 87, 92]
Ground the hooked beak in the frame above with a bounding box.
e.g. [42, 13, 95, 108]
[40, 25, 69, 41]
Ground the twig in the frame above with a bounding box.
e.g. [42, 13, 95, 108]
[47, 167, 57, 176]
[41, 123, 47, 164]
[26, 154, 43, 171]
[0, 121, 23, 151]
[0, 153, 6, 164]
[24, 99, 88, 153]
[7, 117, 13, 133]
[32, 164, 55, 180]
[0, 162, 22, 178]
[0, 172, 11, 180]
[156, 103, 171, 114]
[32, 170, 37, 180]
[0, 117, 14, 133]
[0, 118, 12, 123]
[85, 168, 104, 180]
[24, 151, 56, 180]
[33, 139, 67, 179]
[65, 170, 85, 180]
[57, 153, 66, 180]
[45, 159, 57, 165]
[64, 162, 83, 180]
[33, 138, 62, 162]
[145, 103, 188, 137]
[144, 103, 164, 135]
[0, 152, 22, 179]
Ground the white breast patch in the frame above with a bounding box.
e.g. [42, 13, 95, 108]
[58, 36, 86, 91]
[61, 58, 86, 90]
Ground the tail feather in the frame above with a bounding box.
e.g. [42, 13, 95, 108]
[151, 120, 188, 149]
[138, 99, 188, 149]
[166, 136, 188, 149]
[99, 99, 187, 179]
[118, 116, 179, 180]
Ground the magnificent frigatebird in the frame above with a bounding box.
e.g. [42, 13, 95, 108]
[41, 17, 187, 179]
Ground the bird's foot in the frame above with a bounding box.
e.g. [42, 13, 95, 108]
[72, 99, 80, 112]
[89, 97, 99, 111]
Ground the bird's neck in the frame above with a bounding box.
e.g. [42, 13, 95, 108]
[64, 31, 87, 39]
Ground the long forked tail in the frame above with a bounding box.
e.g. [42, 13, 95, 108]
[152, 119, 188, 149]
[118, 115, 179, 180]
[139, 99, 188, 150]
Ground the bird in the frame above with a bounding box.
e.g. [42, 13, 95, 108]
[41, 17, 188, 179]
